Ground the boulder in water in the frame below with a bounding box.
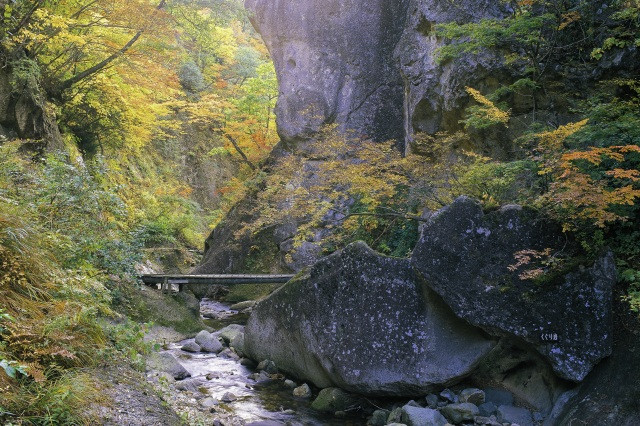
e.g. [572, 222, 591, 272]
[146, 352, 190, 380]
[195, 330, 223, 353]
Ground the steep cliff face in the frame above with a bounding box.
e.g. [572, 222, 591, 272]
[196, 0, 509, 274]
[395, 0, 509, 152]
[245, 0, 409, 145]
[245, 0, 509, 151]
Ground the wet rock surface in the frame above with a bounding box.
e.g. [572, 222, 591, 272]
[245, 241, 495, 395]
[411, 197, 617, 382]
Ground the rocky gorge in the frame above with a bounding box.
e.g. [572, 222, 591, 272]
[183, 0, 640, 424]
[148, 196, 630, 425]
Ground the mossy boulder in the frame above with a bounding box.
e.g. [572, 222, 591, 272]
[310, 387, 359, 413]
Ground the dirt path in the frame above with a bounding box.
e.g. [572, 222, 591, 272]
[88, 364, 183, 425]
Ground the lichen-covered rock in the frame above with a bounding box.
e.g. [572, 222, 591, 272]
[411, 197, 617, 382]
[244, 241, 494, 395]
[245, 0, 408, 145]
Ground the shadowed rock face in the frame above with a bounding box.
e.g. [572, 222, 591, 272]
[394, 0, 509, 151]
[245, 0, 409, 145]
[411, 197, 617, 382]
[244, 241, 495, 396]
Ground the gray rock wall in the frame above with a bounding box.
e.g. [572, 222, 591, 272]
[245, 0, 509, 152]
[411, 197, 617, 382]
[0, 67, 63, 148]
[245, 0, 409, 145]
[394, 0, 509, 152]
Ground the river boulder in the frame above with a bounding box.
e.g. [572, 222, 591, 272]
[411, 197, 617, 382]
[244, 241, 495, 395]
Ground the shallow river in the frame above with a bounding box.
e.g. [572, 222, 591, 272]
[161, 299, 367, 425]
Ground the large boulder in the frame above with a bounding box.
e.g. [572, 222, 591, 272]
[552, 288, 640, 425]
[411, 197, 617, 382]
[244, 0, 408, 145]
[244, 241, 495, 396]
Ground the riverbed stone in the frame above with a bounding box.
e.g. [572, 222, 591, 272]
[222, 348, 241, 360]
[146, 352, 191, 380]
[401, 405, 448, 426]
[221, 392, 237, 403]
[497, 405, 534, 426]
[230, 300, 257, 310]
[369, 409, 391, 426]
[440, 388, 458, 403]
[175, 378, 204, 392]
[411, 196, 617, 382]
[256, 359, 278, 374]
[310, 387, 358, 413]
[245, 241, 495, 395]
[240, 358, 256, 368]
[293, 383, 312, 398]
[195, 330, 224, 353]
[474, 416, 501, 426]
[478, 402, 498, 417]
[459, 388, 485, 405]
[181, 341, 201, 353]
[441, 403, 479, 424]
[230, 331, 246, 355]
[200, 397, 219, 408]
[387, 407, 404, 424]
[217, 324, 245, 345]
[425, 393, 439, 408]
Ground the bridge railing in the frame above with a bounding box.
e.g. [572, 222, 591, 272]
[139, 274, 295, 293]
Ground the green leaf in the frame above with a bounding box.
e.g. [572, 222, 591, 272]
[620, 269, 639, 283]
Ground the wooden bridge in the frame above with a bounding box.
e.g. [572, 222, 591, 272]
[140, 274, 295, 293]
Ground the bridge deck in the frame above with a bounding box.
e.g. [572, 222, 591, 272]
[140, 274, 295, 288]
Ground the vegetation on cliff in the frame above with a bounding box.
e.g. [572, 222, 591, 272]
[236, 0, 639, 308]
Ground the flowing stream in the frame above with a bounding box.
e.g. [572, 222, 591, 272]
[160, 299, 366, 425]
